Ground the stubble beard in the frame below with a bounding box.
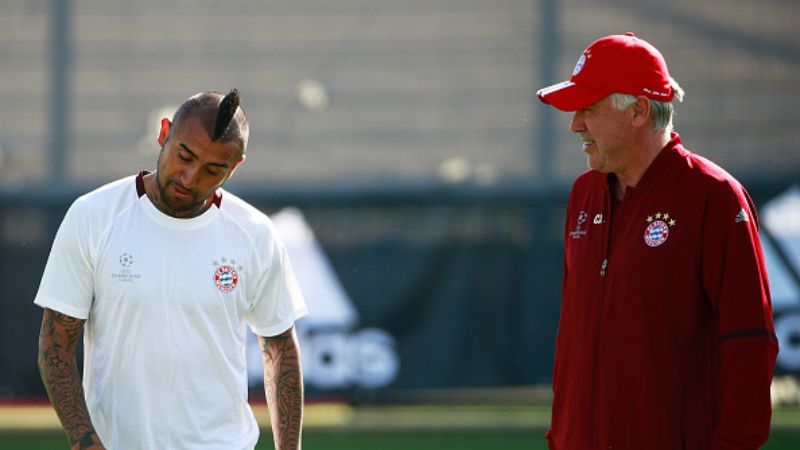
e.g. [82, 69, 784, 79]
[152, 150, 206, 218]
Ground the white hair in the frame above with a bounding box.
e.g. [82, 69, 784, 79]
[610, 77, 685, 131]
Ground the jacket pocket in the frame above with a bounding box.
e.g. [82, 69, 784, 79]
[682, 386, 711, 450]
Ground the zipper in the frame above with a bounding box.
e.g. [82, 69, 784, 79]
[587, 182, 614, 449]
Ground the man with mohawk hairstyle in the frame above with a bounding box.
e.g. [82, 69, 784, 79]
[35, 89, 308, 450]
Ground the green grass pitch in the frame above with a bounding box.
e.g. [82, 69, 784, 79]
[1, 430, 799, 450]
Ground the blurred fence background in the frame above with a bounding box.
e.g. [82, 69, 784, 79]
[1, 0, 799, 403]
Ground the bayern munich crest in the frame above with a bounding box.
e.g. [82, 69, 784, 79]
[573, 53, 587, 76]
[644, 212, 676, 248]
[213, 258, 242, 293]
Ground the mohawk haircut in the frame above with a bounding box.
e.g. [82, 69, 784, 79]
[213, 88, 240, 141]
[170, 88, 249, 152]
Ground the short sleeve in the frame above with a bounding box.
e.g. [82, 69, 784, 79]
[246, 231, 308, 337]
[34, 199, 95, 319]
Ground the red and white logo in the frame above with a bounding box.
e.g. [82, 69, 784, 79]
[644, 212, 676, 248]
[572, 53, 587, 76]
[644, 220, 670, 247]
[214, 265, 239, 292]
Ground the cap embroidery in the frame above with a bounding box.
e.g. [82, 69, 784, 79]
[643, 87, 671, 98]
[572, 53, 587, 76]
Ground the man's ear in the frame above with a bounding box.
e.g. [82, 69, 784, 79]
[228, 153, 246, 179]
[631, 96, 652, 128]
[157, 118, 172, 147]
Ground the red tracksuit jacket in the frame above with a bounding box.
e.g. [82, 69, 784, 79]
[547, 133, 778, 450]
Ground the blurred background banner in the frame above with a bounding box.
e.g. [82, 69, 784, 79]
[763, 187, 800, 375]
[1, 0, 799, 401]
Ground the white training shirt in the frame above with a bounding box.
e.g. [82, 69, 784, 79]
[35, 173, 308, 450]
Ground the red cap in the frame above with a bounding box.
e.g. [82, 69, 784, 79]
[537, 33, 674, 111]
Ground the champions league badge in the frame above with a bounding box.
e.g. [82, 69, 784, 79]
[112, 252, 141, 282]
[119, 253, 133, 268]
[213, 258, 242, 293]
[569, 210, 589, 240]
[644, 212, 677, 248]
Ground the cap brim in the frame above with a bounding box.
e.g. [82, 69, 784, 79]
[536, 81, 610, 112]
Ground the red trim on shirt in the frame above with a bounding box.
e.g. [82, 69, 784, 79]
[212, 189, 223, 208]
[136, 171, 149, 198]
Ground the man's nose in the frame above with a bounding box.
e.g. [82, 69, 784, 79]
[570, 110, 585, 133]
[180, 164, 200, 189]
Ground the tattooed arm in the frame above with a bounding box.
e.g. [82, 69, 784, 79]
[259, 326, 304, 450]
[38, 308, 105, 450]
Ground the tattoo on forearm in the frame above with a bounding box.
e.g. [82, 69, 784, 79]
[260, 330, 303, 450]
[38, 309, 99, 448]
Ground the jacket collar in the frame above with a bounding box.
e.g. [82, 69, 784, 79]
[606, 132, 684, 198]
